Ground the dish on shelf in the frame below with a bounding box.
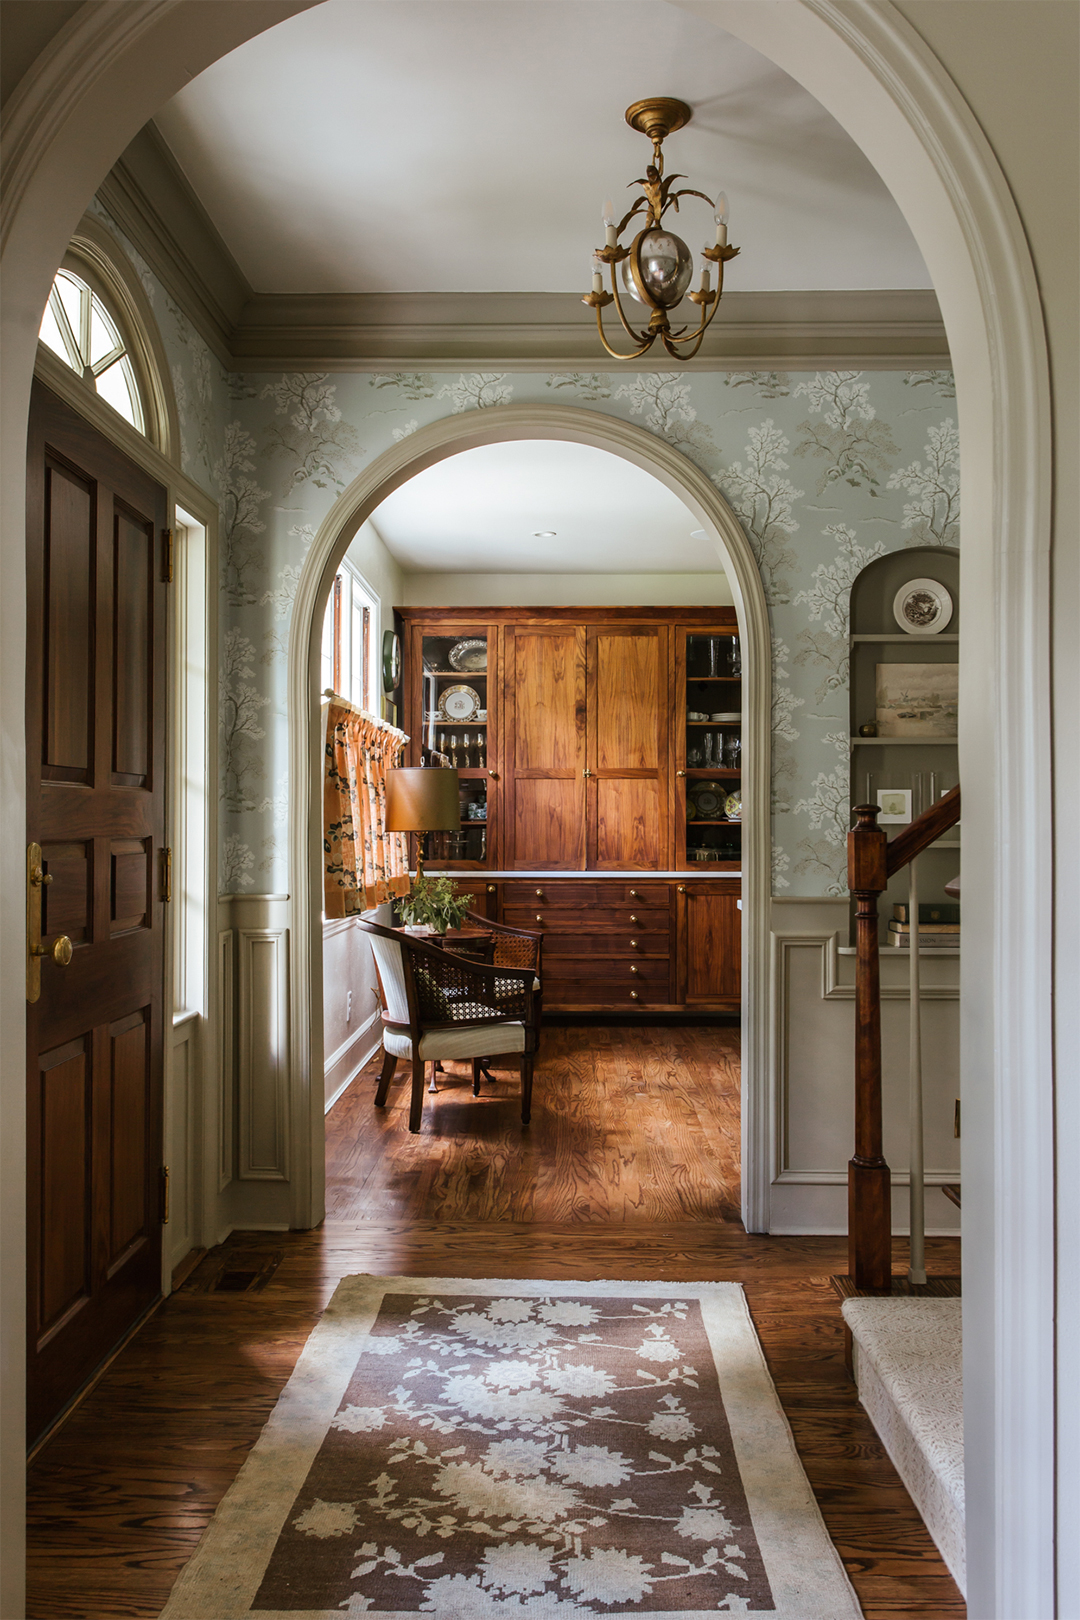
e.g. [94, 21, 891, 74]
[448, 638, 488, 671]
[724, 791, 743, 820]
[437, 683, 482, 721]
[689, 781, 725, 817]
[892, 578, 953, 635]
[710, 711, 741, 722]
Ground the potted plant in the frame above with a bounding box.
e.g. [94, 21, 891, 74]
[398, 873, 472, 936]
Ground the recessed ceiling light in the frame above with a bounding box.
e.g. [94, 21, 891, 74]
[534, 530, 557, 537]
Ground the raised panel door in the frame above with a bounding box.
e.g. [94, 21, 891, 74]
[502, 624, 586, 869]
[26, 383, 166, 1444]
[679, 882, 742, 1007]
[586, 625, 670, 870]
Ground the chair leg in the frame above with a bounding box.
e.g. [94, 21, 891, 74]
[374, 1049, 396, 1107]
[472, 1056, 483, 1097]
[409, 1056, 426, 1133]
[520, 1053, 534, 1126]
[428, 1061, 439, 1093]
[479, 1058, 497, 1083]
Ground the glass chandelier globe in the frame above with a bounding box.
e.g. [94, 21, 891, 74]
[620, 228, 694, 308]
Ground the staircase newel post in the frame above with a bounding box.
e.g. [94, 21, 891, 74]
[848, 803, 892, 1291]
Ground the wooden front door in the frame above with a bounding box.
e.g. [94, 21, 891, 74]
[25, 382, 168, 1443]
[501, 623, 587, 869]
[587, 624, 670, 869]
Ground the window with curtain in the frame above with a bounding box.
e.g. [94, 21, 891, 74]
[323, 703, 410, 917]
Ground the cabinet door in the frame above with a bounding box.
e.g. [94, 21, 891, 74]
[501, 623, 587, 869]
[403, 620, 497, 868]
[679, 882, 741, 1006]
[586, 624, 671, 870]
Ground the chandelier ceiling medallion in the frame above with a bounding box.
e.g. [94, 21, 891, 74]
[584, 97, 740, 362]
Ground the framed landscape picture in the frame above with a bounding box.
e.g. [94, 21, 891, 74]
[875, 663, 958, 737]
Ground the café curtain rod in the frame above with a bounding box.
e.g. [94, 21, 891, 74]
[322, 689, 410, 744]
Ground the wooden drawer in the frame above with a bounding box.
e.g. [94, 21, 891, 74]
[504, 881, 600, 907]
[505, 906, 666, 933]
[606, 884, 671, 908]
[546, 958, 671, 1006]
[543, 930, 670, 959]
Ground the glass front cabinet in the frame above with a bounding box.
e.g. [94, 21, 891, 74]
[401, 618, 498, 870]
[675, 620, 742, 872]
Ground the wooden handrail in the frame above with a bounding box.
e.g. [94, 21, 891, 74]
[886, 784, 961, 876]
[846, 784, 961, 1292]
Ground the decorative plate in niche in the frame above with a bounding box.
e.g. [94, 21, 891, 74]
[893, 578, 953, 635]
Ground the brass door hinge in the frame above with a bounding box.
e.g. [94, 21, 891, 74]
[160, 846, 172, 903]
[162, 527, 173, 584]
[159, 1165, 170, 1225]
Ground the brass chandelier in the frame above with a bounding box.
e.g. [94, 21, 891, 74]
[584, 97, 739, 361]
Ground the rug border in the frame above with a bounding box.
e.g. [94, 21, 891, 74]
[158, 1276, 861, 1620]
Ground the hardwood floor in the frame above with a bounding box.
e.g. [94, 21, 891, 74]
[26, 1022, 964, 1619]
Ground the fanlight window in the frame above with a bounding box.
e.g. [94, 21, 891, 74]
[39, 268, 145, 434]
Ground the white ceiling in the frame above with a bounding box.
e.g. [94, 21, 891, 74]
[369, 440, 718, 574]
[154, 0, 930, 296]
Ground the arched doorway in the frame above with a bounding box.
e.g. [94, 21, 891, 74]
[287, 405, 772, 1234]
[0, 6, 1056, 1614]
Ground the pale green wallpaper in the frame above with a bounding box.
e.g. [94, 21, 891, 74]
[88, 203, 960, 900]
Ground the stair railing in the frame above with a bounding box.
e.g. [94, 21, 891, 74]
[846, 784, 961, 1290]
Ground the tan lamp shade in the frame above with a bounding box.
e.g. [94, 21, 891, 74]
[386, 767, 461, 834]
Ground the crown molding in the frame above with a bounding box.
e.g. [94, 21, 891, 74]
[230, 286, 948, 371]
[97, 122, 252, 368]
[96, 126, 948, 373]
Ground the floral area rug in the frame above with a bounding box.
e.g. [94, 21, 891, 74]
[159, 1277, 861, 1619]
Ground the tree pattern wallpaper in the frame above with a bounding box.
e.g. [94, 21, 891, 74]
[94, 204, 958, 900]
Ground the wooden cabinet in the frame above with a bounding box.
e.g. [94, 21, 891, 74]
[397, 607, 741, 1010]
[678, 882, 741, 1008]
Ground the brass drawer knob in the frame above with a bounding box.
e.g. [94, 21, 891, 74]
[487, 884, 496, 893]
[535, 889, 544, 898]
[629, 990, 639, 1000]
[630, 964, 639, 974]
[630, 938, 639, 948]
[536, 914, 543, 923]
[629, 914, 639, 923]
[629, 889, 639, 898]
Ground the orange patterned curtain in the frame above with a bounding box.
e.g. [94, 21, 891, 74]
[323, 703, 410, 917]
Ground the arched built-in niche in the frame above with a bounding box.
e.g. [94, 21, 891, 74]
[287, 404, 772, 1234]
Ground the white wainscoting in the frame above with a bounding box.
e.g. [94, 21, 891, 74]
[238, 926, 290, 1181]
[768, 898, 960, 1235]
[164, 1011, 200, 1282]
[322, 914, 384, 1112]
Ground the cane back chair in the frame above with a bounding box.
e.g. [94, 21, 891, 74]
[359, 919, 539, 1134]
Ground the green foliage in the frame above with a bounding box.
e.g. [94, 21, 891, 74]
[398, 873, 471, 934]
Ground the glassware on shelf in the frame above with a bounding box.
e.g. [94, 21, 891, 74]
[723, 734, 741, 769]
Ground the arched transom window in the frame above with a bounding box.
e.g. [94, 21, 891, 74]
[39, 267, 146, 434]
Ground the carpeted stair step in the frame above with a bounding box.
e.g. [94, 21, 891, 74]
[841, 1296, 965, 1595]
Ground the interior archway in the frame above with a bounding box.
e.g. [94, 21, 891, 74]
[288, 404, 772, 1234]
[0, 5, 1056, 1614]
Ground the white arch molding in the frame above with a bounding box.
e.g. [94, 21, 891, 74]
[286, 405, 773, 1235]
[0, 4, 1057, 1617]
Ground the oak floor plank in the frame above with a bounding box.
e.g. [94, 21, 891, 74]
[27, 1023, 963, 1620]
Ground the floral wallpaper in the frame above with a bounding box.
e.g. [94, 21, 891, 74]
[88, 203, 959, 899]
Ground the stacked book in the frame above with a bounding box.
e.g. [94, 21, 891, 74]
[887, 902, 960, 949]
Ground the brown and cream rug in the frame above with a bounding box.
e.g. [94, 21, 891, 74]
[160, 1277, 860, 1619]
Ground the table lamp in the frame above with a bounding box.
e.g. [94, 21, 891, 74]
[386, 767, 461, 882]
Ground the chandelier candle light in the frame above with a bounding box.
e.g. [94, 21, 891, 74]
[584, 97, 740, 361]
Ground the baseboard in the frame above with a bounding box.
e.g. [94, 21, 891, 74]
[324, 1011, 381, 1113]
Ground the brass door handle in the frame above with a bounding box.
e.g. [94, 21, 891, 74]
[582, 768, 592, 777]
[27, 841, 72, 1003]
[488, 770, 499, 780]
[676, 769, 687, 778]
[677, 884, 687, 893]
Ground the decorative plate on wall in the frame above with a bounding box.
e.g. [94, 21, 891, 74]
[448, 638, 487, 672]
[893, 578, 953, 635]
[382, 630, 401, 692]
[437, 684, 481, 721]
